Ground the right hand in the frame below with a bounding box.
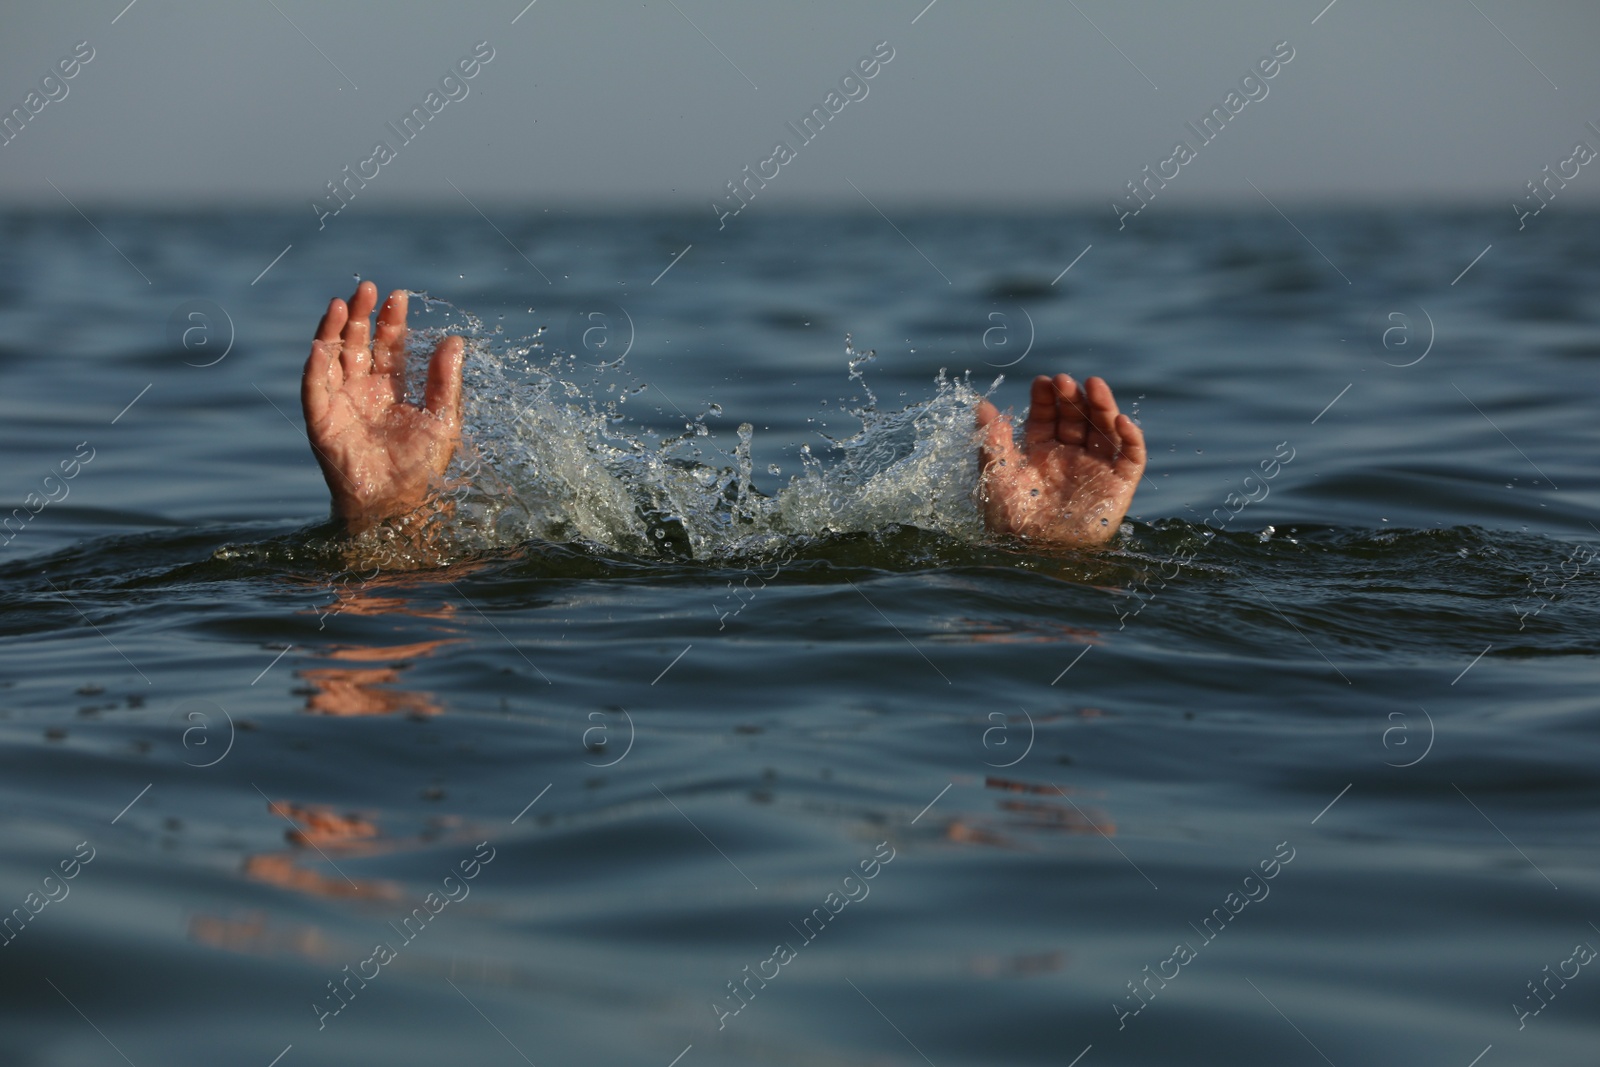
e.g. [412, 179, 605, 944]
[974, 374, 1146, 545]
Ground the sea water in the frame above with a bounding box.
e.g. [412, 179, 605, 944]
[0, 207, 1597, 1065]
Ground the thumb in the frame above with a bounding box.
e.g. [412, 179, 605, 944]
[976, 400, 1019, 474]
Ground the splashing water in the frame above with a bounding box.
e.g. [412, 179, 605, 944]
[391, 297, 993, 562]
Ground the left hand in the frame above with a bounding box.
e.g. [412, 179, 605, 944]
[301, 281, 465, 534]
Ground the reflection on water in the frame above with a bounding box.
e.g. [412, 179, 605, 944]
[292, 581, 467, 717]
[296, 641, 455, 719]
[941, 774, 1117, 849]
[189, 909, 334, 958]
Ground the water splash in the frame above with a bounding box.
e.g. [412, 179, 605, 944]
[393, 300, 990, 561]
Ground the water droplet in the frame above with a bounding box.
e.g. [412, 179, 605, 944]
[1029, 488, 1040, 497]
[767, 464, 782, 476]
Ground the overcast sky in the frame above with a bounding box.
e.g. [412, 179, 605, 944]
[2, 1, 1598, 209]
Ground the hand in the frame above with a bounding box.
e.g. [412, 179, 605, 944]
[301, 281, 465, 534]
[975, 374, 1146, 546]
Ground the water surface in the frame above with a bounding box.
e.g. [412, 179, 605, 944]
[1, 208, 1598, 1066]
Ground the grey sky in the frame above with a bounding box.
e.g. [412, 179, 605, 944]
[1, 1, 1598, 212]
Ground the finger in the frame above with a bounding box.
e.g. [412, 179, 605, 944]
[975, 398, 1000, 428]
[1023, 375, 1060, 451]
[341, 281, 379, 377]
[373, 289, 409, 376]
[1051, 373, 1091, 447]
[1081, 376, 1123, 457]
[423, 335, 465, 425]
[316, 296, 347, 344]
[305, 298, 346, 425]
[1113, 414, 1147, 475]
[302, 345, 333, 428]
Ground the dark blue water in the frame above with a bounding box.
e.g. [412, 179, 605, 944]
[1, 207, 1598, 1066]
